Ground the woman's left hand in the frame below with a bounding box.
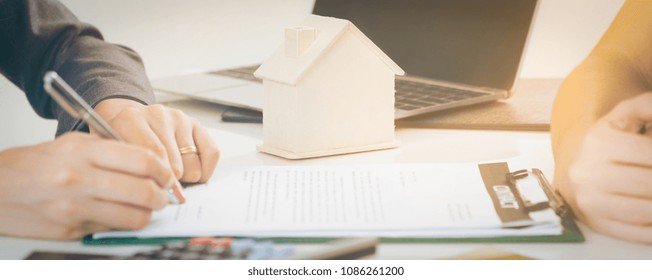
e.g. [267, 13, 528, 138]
[94, 99, 220, 183]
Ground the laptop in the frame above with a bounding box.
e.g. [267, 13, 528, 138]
[152, 0, 539, 119]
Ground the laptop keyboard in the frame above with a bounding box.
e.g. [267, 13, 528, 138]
[213, 65, 491, 112]
[394, 80, 490, 111]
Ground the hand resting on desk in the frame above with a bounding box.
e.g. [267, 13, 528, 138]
[556, 94, 652, 243]
[0, 133, 176, 240]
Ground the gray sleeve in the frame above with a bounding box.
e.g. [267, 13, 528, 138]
[0, 0, 155, 136]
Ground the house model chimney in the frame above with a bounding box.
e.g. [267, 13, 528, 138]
[284, 26, 316, 58]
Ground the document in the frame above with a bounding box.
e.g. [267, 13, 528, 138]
[94, 162, 562, 239]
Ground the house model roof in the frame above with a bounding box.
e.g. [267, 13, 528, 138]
[254, 15, 405, 86]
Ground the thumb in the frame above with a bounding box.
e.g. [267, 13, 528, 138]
[602, 93, 652, 133]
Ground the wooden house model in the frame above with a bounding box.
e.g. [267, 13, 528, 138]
[254, 15, 405, 159]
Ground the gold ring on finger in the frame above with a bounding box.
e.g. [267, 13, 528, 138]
[179, 145, 199, 155]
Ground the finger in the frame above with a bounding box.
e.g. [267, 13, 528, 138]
[590, 126, 652, 168]
[88, 139, 176, 189]
[59, 223, 110, 240]
[147, 110, 184, 179]
[580, 192, 652, 226]
[80, 199, 153, 231]
[51, 223, 109, 240]
[175, 116, 202, 183]
[585, 217, 652, 244]
[118, 117, 171, 167]
[585, 163, 652, 198]
[1, 203, 93, 240]
[600, 92, 652, 133]
[84, 169, 169, 210]
[79, 222, 112, 235]
[192, 119, 220, 183]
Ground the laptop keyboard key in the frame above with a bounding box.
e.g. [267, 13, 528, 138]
[421, 97, 449, 104]
[399, 99, 432, 108]
[396, 104, 420, 111]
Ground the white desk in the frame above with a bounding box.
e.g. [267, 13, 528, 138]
[1, 95, 651, 260]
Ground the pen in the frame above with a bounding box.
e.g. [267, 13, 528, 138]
[43, 71, 185, 205]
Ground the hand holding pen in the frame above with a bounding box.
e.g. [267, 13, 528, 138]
[43, 71, 187, 204]
[0, 72, 205, 240]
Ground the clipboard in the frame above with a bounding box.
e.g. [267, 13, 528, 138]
[83, 162, 583, 245]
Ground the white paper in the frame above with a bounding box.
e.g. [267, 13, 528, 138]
[95, 163, 561, 239]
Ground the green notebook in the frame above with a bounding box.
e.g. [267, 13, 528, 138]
[82, 213, 583, 245]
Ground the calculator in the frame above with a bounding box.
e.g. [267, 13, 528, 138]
[25, 237, 378, 260]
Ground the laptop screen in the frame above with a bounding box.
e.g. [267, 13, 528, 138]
[313, 0, 538, 91]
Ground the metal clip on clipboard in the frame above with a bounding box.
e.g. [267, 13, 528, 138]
[506, 169, 569, 217]
[479, 162, 572, 228]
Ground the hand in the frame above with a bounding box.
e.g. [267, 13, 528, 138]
[560, 93, 652, 243]
[0, 133, 175, 240]
[94, 99, 220, 183]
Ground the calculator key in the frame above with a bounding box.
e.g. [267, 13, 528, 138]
[205, 246, 227, 256]
[160, 250, 177, 259]
[187, 245, 208, 253]
[164, 240, 187, 250]
[200, 254, 222, 260]
[273, 246, 295, 259]
[179, 251, 201, 260]
[251, 241, 274, 259]
[189, 237, 232, 248]
[247, 251, 269, 260]
[231, 239, 255, 252]
[234, 247, 253, 258]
